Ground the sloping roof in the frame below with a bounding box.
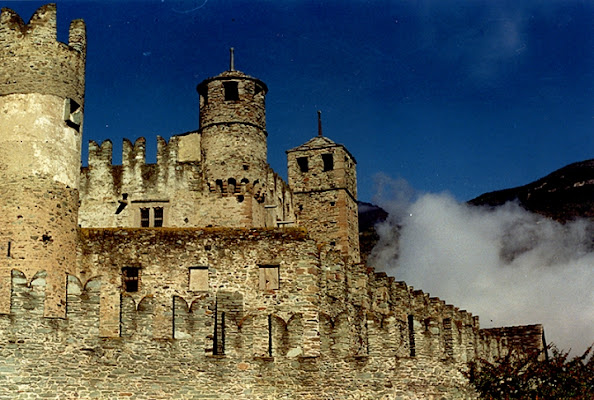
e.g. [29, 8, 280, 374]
[286, 135, 357, 163]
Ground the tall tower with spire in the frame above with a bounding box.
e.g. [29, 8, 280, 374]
[287, 112, 360, 262]
[0, 4, 86, 317]
[196, 49, 269, 192]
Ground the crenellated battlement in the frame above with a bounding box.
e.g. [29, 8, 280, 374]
[0, 4, 86, 105]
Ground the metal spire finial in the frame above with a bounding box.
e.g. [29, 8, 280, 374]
[229, 47, 235, 71]
[317, 110, 323, 137]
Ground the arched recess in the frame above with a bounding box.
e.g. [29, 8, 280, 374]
[190, 295, 215, 354]
[270, 314, 288, 357]
[120, 294, 138, 338]
[173, 296, 192, 340]
[10, 269, 45, 316]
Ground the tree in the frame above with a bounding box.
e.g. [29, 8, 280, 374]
[466, 344, 593, 399]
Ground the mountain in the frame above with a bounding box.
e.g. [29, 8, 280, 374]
[358, 201, 388, 263]
[469, 160, 594, 222]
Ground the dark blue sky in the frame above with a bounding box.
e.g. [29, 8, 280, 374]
[8, 0, 594, 202]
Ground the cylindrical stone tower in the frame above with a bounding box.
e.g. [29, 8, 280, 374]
[0, 4, 86, 318]
[196, 50, 269, 190]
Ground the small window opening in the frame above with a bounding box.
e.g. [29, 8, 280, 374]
[214, 304, 225, 355]
[443, 318, 453, 358]
[7, 241, 11, 258]
[228, 178, 236, 193]
[223, 81, 239, 101]
[122, 267, 140, 292]
[330, 241, 336, 246]
[215, 179, 223, 193]
[297, 157, 309, 173]
[64, 98, 82, 131]
[153, 207, 163, 227]
[140, 208, 150, 227]
[322, 153, 334, 171]
[243, 164, 249, 171]
[408, 314, 416, 357]
[330, 201, 336, 206]
[259, 265, 280, 290]
[255, 83, 264, 95]
[236, 195, 244, 203]
[268, 314, 273, 357]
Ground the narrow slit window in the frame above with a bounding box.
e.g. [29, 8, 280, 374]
[297, 157, 309, 173]
[223, 81, 239, 101]
[322, 153, 334, 171]
[153, 207, 164, 227]
[140, 208, 150, 227]
[122, 267, 140, 293]
[259, 265, 280, 290]
[408, 314, 416, 357]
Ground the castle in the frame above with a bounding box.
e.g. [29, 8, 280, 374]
[0, 5, 545, 399]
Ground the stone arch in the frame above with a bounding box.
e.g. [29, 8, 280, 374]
[286, 313, 304, 357]
[173, 296, 192, 340]
[120, 294, 138, 338]
[330, 311, 355, 357]
[10, 269, 45, 316]
[270, 314, 288, 357]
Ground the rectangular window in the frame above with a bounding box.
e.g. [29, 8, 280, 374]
[223, 81, 239, 101]
[140, 208, 150, 227]
[122, 267, 140, 292]
[154, 207, 163, 227]
[259, 265, 280, 290]
[322, 153, 334, 171]
[297, 157, 309, 173]
[408, 314, 416, 357]
[189, 267, 209, 291]
[139, 206, 166, 227]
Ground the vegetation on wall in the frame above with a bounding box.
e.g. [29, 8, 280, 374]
[467, 344, 593, 399]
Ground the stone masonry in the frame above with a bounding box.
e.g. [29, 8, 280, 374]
[0, 4, 545, 399]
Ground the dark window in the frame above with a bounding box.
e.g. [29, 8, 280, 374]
[297, 157, 309, 173]
[322, 153, 334, 171]
[408, 314, 416, 357]
[140, 208, 150, 227]
[122, 267, 140, 292]
[255, 83, 264, 95]
[153, 207, 163, 227]
[223, 81, 239, 101]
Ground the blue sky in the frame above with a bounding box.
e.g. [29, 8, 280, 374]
[7, 0, 594, 202]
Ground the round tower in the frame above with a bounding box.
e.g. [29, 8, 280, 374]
[0, 4, 86, 318]
[196, 49, 269, 191]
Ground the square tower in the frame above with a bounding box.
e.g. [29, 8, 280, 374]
[287, 134, 360, 262]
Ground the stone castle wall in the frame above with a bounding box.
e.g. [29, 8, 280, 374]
[0, 227, 543, 399]
[0, 4, 86, 106]
[79, 135, 295, 229]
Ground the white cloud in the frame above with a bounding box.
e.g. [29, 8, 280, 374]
[370, 181, 594, 355]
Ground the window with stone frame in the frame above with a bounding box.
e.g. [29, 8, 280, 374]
[259, 264, 280, 290]
[122, 267, 140, 292]
[189, 266, 209, 291]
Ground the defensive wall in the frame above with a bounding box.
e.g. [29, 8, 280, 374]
[79, 135, 295, 230]
[0, 227, 544, 399]
[0, 4, 546, 399]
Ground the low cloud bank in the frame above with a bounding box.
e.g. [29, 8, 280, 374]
[369, 175, 594, 355]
